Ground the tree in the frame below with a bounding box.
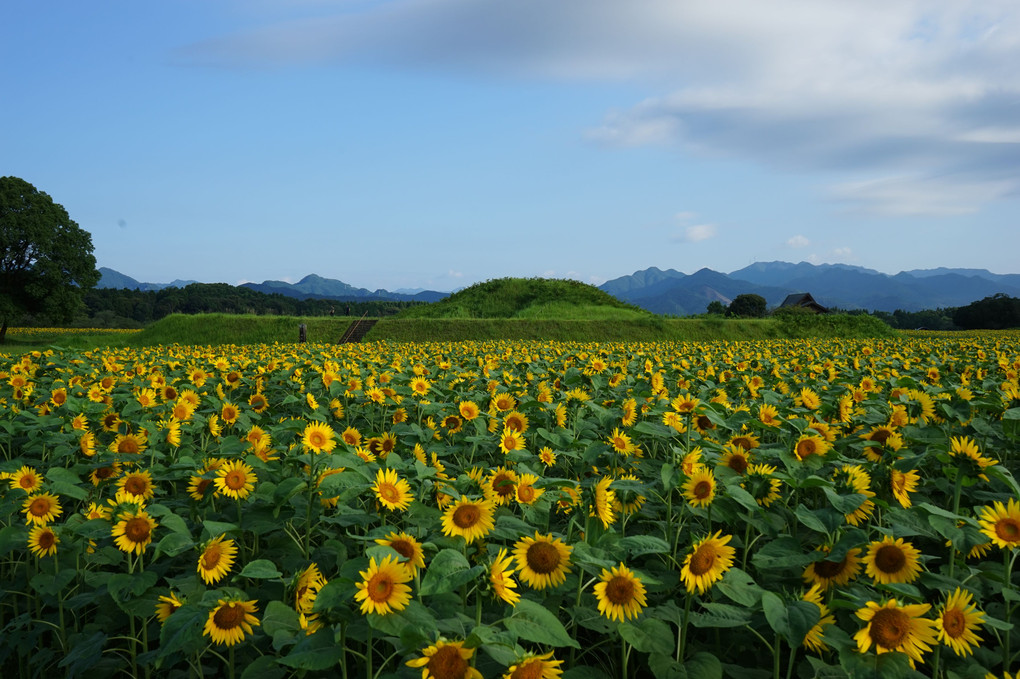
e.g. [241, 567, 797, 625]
[0, 177, 100, 342]
[706, 300, 727, 315]
[727, 293, 767, 318]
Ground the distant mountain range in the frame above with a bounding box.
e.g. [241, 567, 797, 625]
[599, 262, 1020, 314]
[98, 262, 1020, 314]
[97, 268, 450, 303]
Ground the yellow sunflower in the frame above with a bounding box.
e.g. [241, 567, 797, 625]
[593, 476, 617, 529]
[215, 460, 256, 500]
[682, 468, 716, 508]
[9, 465, 43, 493]
[406, 639, 482, 679]
[354, 555, 413, 616]
[490, 547, 520, 606]
[515, 473, 544, 505]
[28, 525, 59, 558]
[375, 531, 426, 576]
[203, 598, 260, 646]
[220, 402, 240, 425]
[978, 498, 1020, 549]
[854, 599, 938, 668]
[864, 536, 923, 585]
[680, 531, 735, 595]
[22, 492, 63, 526]
[593, 563, 647, 622]
[79, 431, 97, 457]
[757, 403, 781, 427]
[499, 428, 526, 455]
[441, 497, 495, 544]
[949, 435, 998, 479]
[301, 421, 337, 454]
[110, 431, 147, 455]
[486, 467, 519, 506]
[890, 469, 920, 508]
[935, 587, 985, 657]
[719, 445, 751, 475]
[197, 534, 237, 585]
[372, 468, 413, 512]
[503, 411, 529, 433]
[607, 427, 634, 455]
[155, 592, 184, 624]
[743, 463, 782, 507]
[802, 584, 835, 653]
[117, 470, 156, 502]
[513, 532, 572, 590]
[458, 401, 480, 421]
[803, 547, 862, 590]
[112, 509, 158, 555]
[794, 434, 830, 462]
[503, 651, 563, 679]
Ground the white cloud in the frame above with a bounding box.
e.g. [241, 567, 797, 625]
[186, 1, 1020, 215]
[787, 235, 809, 248]
[683, 224, 716, 242]
[831, 247, 853, 259]
[447, 269, 464, 278]
[830, 174, 1019, 216]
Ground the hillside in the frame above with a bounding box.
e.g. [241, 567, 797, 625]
[397, 277, 650, 319]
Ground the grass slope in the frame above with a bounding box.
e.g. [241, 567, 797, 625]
[397, 277, 648, 319]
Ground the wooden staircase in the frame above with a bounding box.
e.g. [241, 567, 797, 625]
[339, 315, 377, 344]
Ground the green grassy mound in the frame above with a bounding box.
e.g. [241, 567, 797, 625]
[397, 277, 648, 319]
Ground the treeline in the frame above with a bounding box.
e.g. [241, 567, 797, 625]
[71, 284, 421, 328]
[857, 293, 1020, 330]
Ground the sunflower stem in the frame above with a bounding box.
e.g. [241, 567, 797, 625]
[1006, 548, 1017, 671]
[621, 636, 631, 679]
[948, 468, 964, 580]
[785, 641, 796, 679]
[228, 645, 235, 679]
[773, 632, 781, 679]
[677, 592, 693, 662]
[366, 624, 373, 679]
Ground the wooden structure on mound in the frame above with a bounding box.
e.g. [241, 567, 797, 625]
[779, 292, 828, 314]
[339, 314, 377, 343]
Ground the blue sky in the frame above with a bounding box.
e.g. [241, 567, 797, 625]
[3, 1, 1019, 292]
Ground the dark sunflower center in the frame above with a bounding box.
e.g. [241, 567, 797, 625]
[213, 603, 245, 630]
[874, 545, 906, 574]
[688, 545, 717, 576]
[124, 517, 151, 542]
[119, 439, 139, 454]
[518, 485, 536, 502]
[390, 540, 414, 559]
[202, 544, 223, 569]
[379, 484, 400, 502]
[493, 475, 515, 498]
[428, 646, 469, 679]
[225, 471, 246, 490]
[605, 576, 635, 605]
[96, 467, 115, 480]
[37, 530, 56, 549]
[798, 440, 817, 457]
[19, 476, 36, 489]
[124, 477, 147, 495]
[511, 660, 543, 679]
[697, 416, 713, 430]
[813, 556, 847, 579]
[693, 481, 712, 499]
[309, 432, 325, 447]
[526, 542, 561, 574]
[728, 456, 749, 474]
[368, 573, 394, 602]
[29, 498, 52, 516]
[453, 504, 480, 528]
[942, 608, 966, 638]
[996, 519, 1020, 542]
[870, 608, 909, 648]
[871, 429, 891, 444]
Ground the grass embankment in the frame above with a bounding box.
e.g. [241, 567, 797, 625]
[125, 314, 358, 346]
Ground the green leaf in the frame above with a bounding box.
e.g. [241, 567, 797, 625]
[419, 549, 485, 596]
[156, 604, 207, 664]
[505, 599, 580, 649]
[261, 600, 300, 637]
[689, 602, 752, 628]
[648, 652, 685, 679]
[202, 520, 239, 538]
[241, 655, 287, 679]
[618, 535, 670, 557]
[57, 630, 106, 677]
[239, 559, 283, 579]
[715, 567, 764, 607]
[619, 617, 674, 655]
[752, 537, 816, 570]
[277, 630, 346, 670]
[0, 525, 26, 556]
[685, 652, 724, 679]
[154, 532, 194, 559]
[795, 505, 831, 533]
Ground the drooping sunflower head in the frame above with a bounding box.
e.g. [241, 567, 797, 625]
[935, 587, 985, 657]
[197, 534, 238, 585]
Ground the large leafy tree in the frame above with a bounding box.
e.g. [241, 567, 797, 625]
[727, 293, 767, 318]
[0, 177, 100, 342]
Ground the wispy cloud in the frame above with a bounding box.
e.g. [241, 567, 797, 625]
[679, 224, 716, 242]
[787, 235, 809, 248]
[183, 1, 1020, 216]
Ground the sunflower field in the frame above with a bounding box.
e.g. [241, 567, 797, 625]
[3, 333, 1020, 678]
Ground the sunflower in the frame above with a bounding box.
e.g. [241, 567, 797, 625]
[728, 432, 760, 451]
[28, 525, 59, 558]
[538, 447, 556, 467]
[621, 398, 637, 427]
[441, 414, 464, 434]
[110, 432, 147, 455]
[607, 428, 634, 455]
[950, 435, 998, 480]
[486, 467, 519, 506]
[680, 531, 735, 595]
[978, 498, 1020, 549]
[492, 392, 516, 412]
[89, 463, 122, 486]
[592, 476, 617, 529]
[743, 463, 782, 507]
[797, 387, 821, 410]
[197, 534, 237, 585]
[854, 599, 938, 668]
[372, 468, 413, 512]
[864, 536, 923, 585]
[79, 431, 97, 457]
[9, 465, 43, 493]
[355, 555, 413, 615]
[499, 428, 526, 455]
[112, 509, 157, 555]
[406, 639, 482, 679]
[515, 473, 544, 505]
[683, 468, 716, 508]
[719, 445, 751, 475]
[171, 399, 196, 422]
[503, 651, 563, 679]
[757, 404, 781, 427]
[441, 497, 495, 544]
[459, 401, 480, 421]
[220, 402, 240, 425]
[503, 411, 529, 433]
[22, 492, 63, 526]
[593, 563, 647, 622]
[118, 470, 156, 502]
[891, 469, 920, 508]
[935, 588, 985, 657]
[832, 465, 876, 526]
[301, 421, 337, 454]
[490, 547, 520, 606]
[802, 584, 835, 653]
[803, 546, 862, 590]
[295, 563, 327, 614]
[375, 531, 426, 575]
[215, 460, 256, 500]
[341, 426, 362, 448]
[409, 376, 431, 396]
[203, 597, 260, 646]
[513, 532, 572, 590]
[155, 592, 184, 624]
